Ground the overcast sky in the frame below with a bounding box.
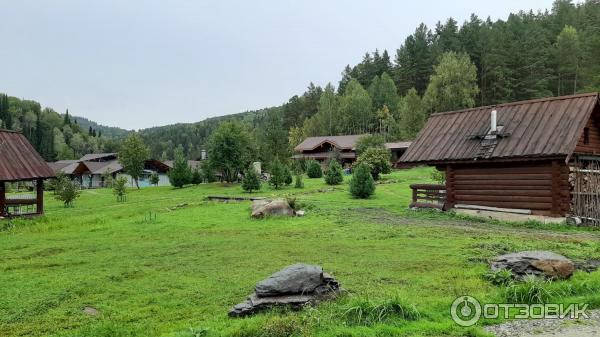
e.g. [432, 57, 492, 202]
[1, 0, 555, 130]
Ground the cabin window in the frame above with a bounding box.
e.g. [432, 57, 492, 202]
[584, 127, 590, 145]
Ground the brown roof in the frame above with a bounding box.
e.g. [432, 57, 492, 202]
[294, 135, 365, 152]
[47, 160, 79, 174]
[400, 93, 600, 164]
[385, 141, 412, 149]
[79, 153, 117, 161]
[292, 152, 357, 159]
[0, 130, 55, 182]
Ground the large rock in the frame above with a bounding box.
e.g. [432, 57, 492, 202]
[251, 199, 295, 218]
[491, 251, 575, 280]
[256, 264, 323, 297]
[229, 264, 341, 317]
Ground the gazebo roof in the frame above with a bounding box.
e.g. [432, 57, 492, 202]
[0, 129, 55, 182]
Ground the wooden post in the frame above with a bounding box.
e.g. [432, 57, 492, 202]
[0, 181, 6, 217]
[36, 179, 44, 215]
[411, 185, 417, 205]
[446, 165, 455, 209]
[551, 161, 560, 217]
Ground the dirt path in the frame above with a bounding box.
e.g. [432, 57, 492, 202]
[485, 309, 600, 337]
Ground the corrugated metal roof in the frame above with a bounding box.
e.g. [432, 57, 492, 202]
[294, 135, 365, 152]
[400, 93, 600, 164]
[163, 160, 201, 170]
[0, 130, 55, 182]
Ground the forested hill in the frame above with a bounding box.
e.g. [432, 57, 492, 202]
[70, 116, 130, 139]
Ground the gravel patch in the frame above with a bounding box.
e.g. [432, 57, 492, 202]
[485, 309, 600, 337]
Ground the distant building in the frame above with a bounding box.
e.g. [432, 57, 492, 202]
[292, 134, 411, 166]
[47, 154, 201, 188]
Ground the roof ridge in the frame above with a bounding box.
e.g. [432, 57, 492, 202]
[431, 92, 599, 117]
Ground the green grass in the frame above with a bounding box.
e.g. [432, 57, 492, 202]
[1, 167, 600, 337]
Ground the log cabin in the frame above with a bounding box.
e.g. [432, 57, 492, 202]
[399, 93, 600, 219]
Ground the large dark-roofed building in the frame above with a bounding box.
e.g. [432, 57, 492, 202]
[400, 93, 600, 219]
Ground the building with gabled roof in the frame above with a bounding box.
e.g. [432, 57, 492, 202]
[0, 129, 55, 217]
[399, 93, 600, 219]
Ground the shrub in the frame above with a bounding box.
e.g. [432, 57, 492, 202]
[191, 168, 203, 185]
[324, 160, 344, 185]
[431, 169, 445, 184]
[113, 176, 128, 202]
[355, 147, 391, 180]
[242, 167, 261, 193]
[342, 296, 420, 326]
[349, 163, 375, 198]
[484, 269, 514, 286]
[149, 173, 160, 186]
[306, 160, 322, 178]
[169, 147, 192, 188]
[283, 165, 293, 186]
[294, 174, 304, 188]
[269, 160, 286, 189]
[202, 164, 217, 183]
[54, 176, 81, 207]
[505, 276, 555, 304]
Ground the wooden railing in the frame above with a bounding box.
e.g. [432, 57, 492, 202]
[409, 184, 447, 210]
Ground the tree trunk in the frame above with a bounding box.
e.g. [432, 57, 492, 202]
[135, 177, 140, 189]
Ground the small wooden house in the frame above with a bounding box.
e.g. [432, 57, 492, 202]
[399, 93, 600, 220]
[0, 129, 55, 217]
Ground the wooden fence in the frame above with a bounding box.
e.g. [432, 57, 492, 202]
[409, 184, 447, 210]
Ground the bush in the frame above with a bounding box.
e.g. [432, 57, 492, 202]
[283, 165, 293, 186]
[242, 167, 261, 193]
[294, 174, 304, 188]
[349, 163, 375, 198]
[202, 164, 217, 183]
[484, 269, 514, 286]
[169, 147, 192, 188]
[54, 176, 81, 207]
[113, 176, 128, 202]
[269, 160, 286, 189]
[505, 276, 555, 304]
[306, 160, 322, 178]
[431, 169, 445, 184]
[355, 147, 391, 180]
[191, 168, 203, 185]
[149, 173, 160, 186]
[324, 160, 343, 185]
[342, 296, 421, 326]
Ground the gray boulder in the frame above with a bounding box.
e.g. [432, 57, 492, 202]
[491, 251, 575, 280]
[256, 263, 323, 297]
[251, 199, 295, 218]
[229, 264, 341, 317]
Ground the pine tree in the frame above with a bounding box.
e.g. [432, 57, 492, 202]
[242, 167, 261, 193]
[169, 146, 192, 188]
[324, 160, 344, 185]
[268, 160, 286, 189]
[349, 163, 376, 199]
[63, 109, 71, 126]
[306, 160, 323, 178]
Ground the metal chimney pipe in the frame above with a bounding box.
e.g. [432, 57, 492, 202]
[490, 109, 497, 133]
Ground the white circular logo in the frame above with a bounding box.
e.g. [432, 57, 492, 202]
[451, 296, 482, 327]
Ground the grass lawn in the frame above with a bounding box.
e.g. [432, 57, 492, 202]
[1, 167, 600, 337]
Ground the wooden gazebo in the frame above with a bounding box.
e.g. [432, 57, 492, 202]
[0, 130, 55, 217]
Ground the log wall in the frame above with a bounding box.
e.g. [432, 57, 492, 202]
[446, 161, 570, 217]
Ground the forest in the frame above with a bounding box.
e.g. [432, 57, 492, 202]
[1, 0, 599, 164]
